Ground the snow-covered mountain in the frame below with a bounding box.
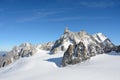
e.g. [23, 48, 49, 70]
[0, 43, 37, 68]
[49, 28, 116, 66]
[93, 33, 107, 42]
[0, 27, 116, 68]
[93, 33, 115, 52]
[0, 27, 120, 80]
[50, 27, 115, 54]
[36, 42, 54, 51]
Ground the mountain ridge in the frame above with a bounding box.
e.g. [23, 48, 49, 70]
[50, 28, 115, 54]
[0, 27, 117, 67]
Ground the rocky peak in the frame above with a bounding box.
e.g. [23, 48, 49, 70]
[51, 29, 96, 54]
[19, 42, 32, 48]
[93, 33, 107, 42]
[0, 42, 37, 68]
[62, 41, 90, 66]
[64, 27, 69, 34]
[93, 33, 115, 53]
[51, 28, 115, 55]
[79, 30, 89, 37]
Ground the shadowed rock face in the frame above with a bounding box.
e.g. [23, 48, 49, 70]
[75, 42, 88, 61]
[62, 44, 74, 66]
[62, 42, 87, 66]
[115, 45, 120, 53]
[0, 43, 37, 68]
[0, 53, 13, 67]
[11, 43, 36, 58]
[102, 39, 115, 53]
[62, 42, 105, 67]
[93, 34, 115, 53]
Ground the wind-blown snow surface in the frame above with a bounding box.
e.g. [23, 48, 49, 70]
[0, 50, 120, 80]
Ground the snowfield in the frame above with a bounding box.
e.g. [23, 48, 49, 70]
[0, 50, 120, 80]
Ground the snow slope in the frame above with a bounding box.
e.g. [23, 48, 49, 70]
[93, 33, 107, 42]
[0, 50, 120, 80]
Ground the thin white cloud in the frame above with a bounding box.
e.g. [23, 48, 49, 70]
[49, 17, 80, 21]
[49, 16, 112, 22]
[79, 1, 117, 8]
[17, 10, 63, 23]
[36, 11, 63, 17]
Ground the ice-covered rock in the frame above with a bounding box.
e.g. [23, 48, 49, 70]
[62, 41, 105, 67]
[51, 27, 115, 54]
[62, 42, 90, 66]
[51, 28, 107, 54]
[0, 43, 37, 68]
[93, 33, 115, 53]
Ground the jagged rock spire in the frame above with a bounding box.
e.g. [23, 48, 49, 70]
[64, 27, 69, 33]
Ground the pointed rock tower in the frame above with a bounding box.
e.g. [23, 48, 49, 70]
[64, 27, 69, 34]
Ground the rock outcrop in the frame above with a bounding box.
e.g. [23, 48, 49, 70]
[115, 45, 120, 53]
[51, 28, 96, 54]
[62, 44, 74, 66]
[62, 42, 104, 66]
[61, 30, 114, 67]
[0, 52, 13, 67]
[0, 43, 37, 68]
[93, 33, 115, 53]
[51, 28, 115, 54]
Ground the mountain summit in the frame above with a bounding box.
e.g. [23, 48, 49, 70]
[0, 27, 117, 68]
[50, 27, 115, 54]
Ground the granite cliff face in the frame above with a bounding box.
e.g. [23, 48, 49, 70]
[50, 28, 115, 55]
[49, 28, 115, 66]
[0, 43, 37, 68]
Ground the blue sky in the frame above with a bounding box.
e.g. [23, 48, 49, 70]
[0, 0, 120, 51]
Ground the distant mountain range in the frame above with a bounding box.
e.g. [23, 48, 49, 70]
[0, 27, 118, 67]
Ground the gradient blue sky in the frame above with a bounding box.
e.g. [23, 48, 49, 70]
[0, 0, 120, 51]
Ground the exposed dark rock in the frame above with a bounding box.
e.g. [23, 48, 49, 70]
[102, 39, 114, 53]
[62, 41, 106, 67]
[115, 45, 120, 53]
[62, 44, 74, 66]
[62, 42, 89, 66]
[0, 43, 37, 68]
